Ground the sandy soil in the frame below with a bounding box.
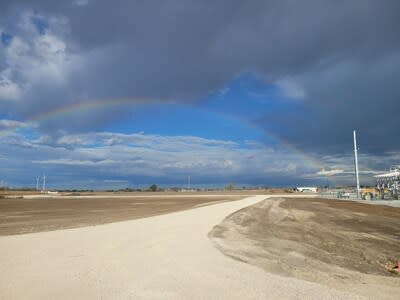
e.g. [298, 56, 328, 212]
[209, 197, 400, 300]
[0, 195, 245, 235]
[0, 195, 363, 300]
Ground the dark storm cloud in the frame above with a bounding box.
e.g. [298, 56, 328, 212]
[1, 0, 399, 154]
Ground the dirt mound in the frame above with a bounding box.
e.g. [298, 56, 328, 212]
[209, 197, 400, 299]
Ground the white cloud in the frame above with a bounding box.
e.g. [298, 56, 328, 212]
[44, 132, 237, 151]
[0, 77, 21, 100]
[218, 87, 230, 97]
[1, 125, 399, 188]
[0, 11, 81, 104]
[317, 169, 344, 176]
[1, 129, 319, 184]
[275, 77, 305, 100]
[73, 0, 89, 7]
[317, 168, 344, 176]
[0, 119, 29, 129]
[32, 158, 116, 166]
[0, 119, 37, 139]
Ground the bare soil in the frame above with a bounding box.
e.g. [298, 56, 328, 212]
[209, 197, 400, 299]
[0, 195, 244, 235]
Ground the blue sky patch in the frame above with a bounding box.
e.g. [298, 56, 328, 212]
[1, 32, 13, 46]
[31, 15, 48, 35]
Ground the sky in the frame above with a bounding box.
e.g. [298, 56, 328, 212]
[0, 1, 399, 189]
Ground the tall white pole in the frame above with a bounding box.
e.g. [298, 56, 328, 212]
[188, 175, 190, 189]
[353, 130, 360, 198]
[36, 176, 39, 191]
[42, 174, 46, 192]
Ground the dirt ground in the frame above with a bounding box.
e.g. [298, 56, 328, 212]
[209, 197, 400, 299]
[1, 195, 361, 300]
[0, 189, 291, 197]
[0, 195, 245, 236]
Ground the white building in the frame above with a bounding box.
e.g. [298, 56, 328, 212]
[295, 187, 318, 193]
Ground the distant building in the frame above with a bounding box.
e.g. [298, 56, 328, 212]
[295, 187, 318, 193]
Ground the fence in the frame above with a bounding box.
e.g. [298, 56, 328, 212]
[318, 190, 359, 200]
[319, 189, 398, 200]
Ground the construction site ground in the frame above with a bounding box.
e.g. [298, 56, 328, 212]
[0, 194, 246, 235]
[210, 197, 400, 300]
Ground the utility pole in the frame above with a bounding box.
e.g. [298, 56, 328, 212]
[42, 174, 46, 192]
[353, 130, 360, 199]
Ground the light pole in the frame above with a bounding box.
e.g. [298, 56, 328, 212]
[353, 130, 360, 198]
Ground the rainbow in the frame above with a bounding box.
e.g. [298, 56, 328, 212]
[30, 97, 156, 123]
[0, 97, 151, 135]
[1, 97, 330, 181]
